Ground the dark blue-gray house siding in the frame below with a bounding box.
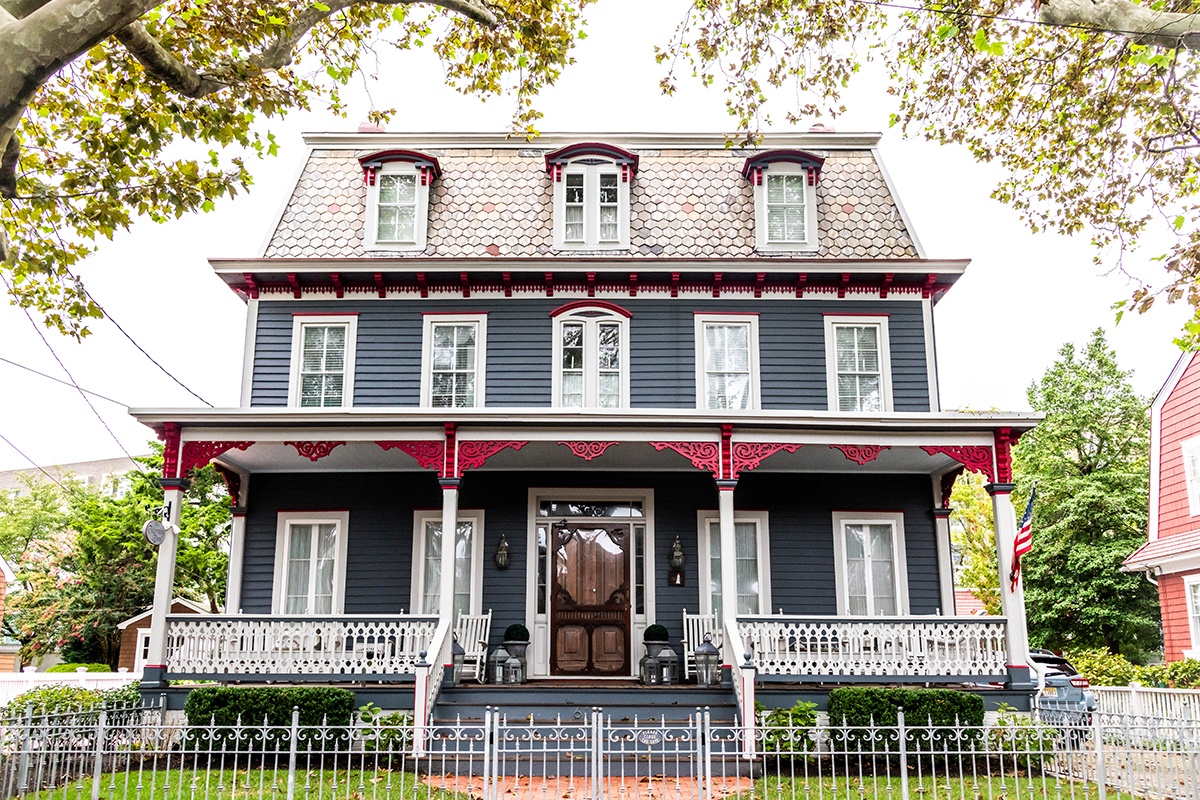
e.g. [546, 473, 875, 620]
[249, 299, 931, 411]
[239, 471, 942, 648]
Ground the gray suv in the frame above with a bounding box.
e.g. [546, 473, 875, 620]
[1031, 649, 1097, 735]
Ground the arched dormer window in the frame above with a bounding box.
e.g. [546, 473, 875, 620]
[359, 150, 442, 252]
[742, 150, 824, 252]
[545, 143, 638, 251]
[550, 302, 631, 408]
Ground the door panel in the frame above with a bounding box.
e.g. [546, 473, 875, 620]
[551, 523, 631, 675]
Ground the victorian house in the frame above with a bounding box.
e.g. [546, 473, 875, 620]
[133, 131, 1038, 729]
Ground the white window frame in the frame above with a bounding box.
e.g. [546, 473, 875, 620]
[694, 314, 761, 411]
[1183, 437, 1200, 517]
[410, 510, 486, 618]
[1185, 574, 1200, 659]
[754, 164, 819, 252]
[553, 162, 630, 250]
[272, 511, 351, 615]
[551, 307, 630, 408]
[420, 313, 487, 408]
[364, 161, 430, 252]
[134, 629, 152, 673]
[831, 511, 909, 616]
[824, 315, 893, 413]
[696, 510, 772, 618]
[287, 315, 358, 408]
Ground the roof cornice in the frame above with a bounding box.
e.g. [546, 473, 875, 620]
[211, 257, 969, 274]
[302, 131, 885, 151]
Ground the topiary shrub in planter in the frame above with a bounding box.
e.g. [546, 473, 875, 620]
[503, 624, 531, 669]
[503, 624, 530, 642]
[643, 624, 670, 658]
[826, 687, 984, 754]
[184, 687, 356, 753]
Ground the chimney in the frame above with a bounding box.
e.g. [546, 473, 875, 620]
[808, 123, 834, 133]
[358, 122, 385, 133]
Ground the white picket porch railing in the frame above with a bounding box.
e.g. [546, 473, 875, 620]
[737, 615, 1009, 680]
[164, 614, 439, 680]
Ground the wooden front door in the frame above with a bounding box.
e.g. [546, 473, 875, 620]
[550, 522, 631, 675]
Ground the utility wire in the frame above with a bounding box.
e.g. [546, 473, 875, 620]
[0, 355, 129, 407]
[0, 431, 78, 498]
[75, 285, 214, 408]
[2, 277, 135, 462]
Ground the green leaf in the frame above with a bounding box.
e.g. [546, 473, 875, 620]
[936, 24, 958, 40]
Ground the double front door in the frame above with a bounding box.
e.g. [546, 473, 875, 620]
[550, 522, 631, 675]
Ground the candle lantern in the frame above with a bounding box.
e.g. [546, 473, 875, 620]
[451, 634, 466, 686]
[640, 652, 660, 685]
[657, 646, 680, 685]
[489, 646, 511, 685]
[504, 654, 525, 684]
[695, 633, 722, 686]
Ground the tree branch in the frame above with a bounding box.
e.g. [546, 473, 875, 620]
[1040, 0, 1200, 50]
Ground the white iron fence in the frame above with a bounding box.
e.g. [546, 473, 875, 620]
[2, 703, 1198, 800]
[737, 615, 1009, 680]
[164, 614, 438, 680]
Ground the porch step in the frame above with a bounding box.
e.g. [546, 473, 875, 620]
[431, 683, 739, 726]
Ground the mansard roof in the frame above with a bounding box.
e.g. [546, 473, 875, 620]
[261, 131, 922, 261]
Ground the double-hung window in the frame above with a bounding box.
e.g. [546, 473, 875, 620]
[1183, 437, 1200, 516]
[832, 512, 908, 616]
[552, 304, 630, 408]
[272, 511, 349, 615]
[411, 511, 484, 621]
[288, 315, 357, 408]
[361, 153, 438, 252]
[697, 511, 770, 618]
[554, 163, 630, 250]
[421, 314, 486, 408]
[747, 156, 820, 252]
[825, 316, 892, 412]
[695, 314, 760, 410]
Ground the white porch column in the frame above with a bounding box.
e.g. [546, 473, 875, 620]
[932, 508, 955, 615]
[987, 482, 1032, 686]
[717, 480, 739, 665]
[439, 478, 462, 623]
[145, 480, 185, 686]
[225, 510, 247, 613]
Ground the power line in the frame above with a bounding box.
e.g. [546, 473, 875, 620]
[2, 276, 135, 462]
[75, 285, 214, 408]
[0, 431, 76, 497]
[0, 355, 129, 407]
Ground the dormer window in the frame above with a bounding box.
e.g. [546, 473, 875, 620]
[359, 150, 441, 252]
[743, 150, 824, 252]
[546, 143, 637, 250]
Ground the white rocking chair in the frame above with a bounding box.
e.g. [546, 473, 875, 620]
[453, 609, 492, 683]
[681, 609, 721, 681]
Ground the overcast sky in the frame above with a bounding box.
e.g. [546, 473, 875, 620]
[0, 0, 1187, 471]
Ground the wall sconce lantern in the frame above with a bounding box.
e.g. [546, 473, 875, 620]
[451, 634, 466, 686]
[494, 533, 511, 569]
[489, 646, 511, 684]
[668, 534, 685, 586]
[694, 633, 722, 686]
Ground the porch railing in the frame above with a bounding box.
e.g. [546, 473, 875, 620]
[737, 615, 1009, 680]
[164, 614, 439, 680]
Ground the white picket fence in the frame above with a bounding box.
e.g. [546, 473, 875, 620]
[0, 671, 140, 706]
[1093, 683, 1200, 721]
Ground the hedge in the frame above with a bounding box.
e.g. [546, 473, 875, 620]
[827, 688, 984, 751]
[184, 686, 356, 727]
[2, 682, 141, 718]
[46, 663, 112, 673]
[1063, 648, 1200, 689]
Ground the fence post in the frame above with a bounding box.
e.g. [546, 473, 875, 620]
[1129, 682, 1144, 718]
[1093, 706, 1107, 800]
[16, 705, 32, 799]
[90, 709, 107, 800]
[897, 707, 910, 800]
[590, 707, 601, 800]
[481, 707, 493, 800]
[285, 706, 299, 800]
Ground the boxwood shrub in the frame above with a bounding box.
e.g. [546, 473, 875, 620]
[46, 663, 112, 673]
[184, 687, 356, 752]
[826, 688, 984, 752]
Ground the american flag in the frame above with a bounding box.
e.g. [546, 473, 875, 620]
[1010, 482, 1037, 591]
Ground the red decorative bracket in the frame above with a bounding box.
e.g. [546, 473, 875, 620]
[213, 464, 243, 508]
[830, 444, 891, 466]
[920, 445, 995, 482]
[649, 441, 722, 478]
[560, 441, 618, 461]
[180, 441, 254, 477]
[285, 441, 346, 462]
[730, 442, 803, 479]
[994, 428, 1016, 484]
[378, 441, 445, 473]
[457, 441, 527, 475]
[940, 466, 966, 509]
[159, 423, 181, 480]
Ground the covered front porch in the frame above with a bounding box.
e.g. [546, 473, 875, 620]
[133, 408, 1038, 725]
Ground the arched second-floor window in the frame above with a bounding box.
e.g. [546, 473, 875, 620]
[551, 302, 631, 409]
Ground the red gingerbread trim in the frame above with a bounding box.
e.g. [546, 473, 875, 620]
[730, 442, 803, 479]
[357, 150, 442, 182]
[285, 441, 346, 462]
[158, 422, 181, 480]
[180, 441, 254, 477]
[649, 441, 722, 478]
[544, 143, 639, 179]
[993, 428, 1015, 484]
[830, 444, 892, 466]
[559, 441, 618, 461]
[921, 445, 995, 482]
[940, 466, 966, 509]
[213, 464, 243, 508]
[457, 441, 528, 475]
[377, 441, 446, 473]
[549, 300, 633, 319]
